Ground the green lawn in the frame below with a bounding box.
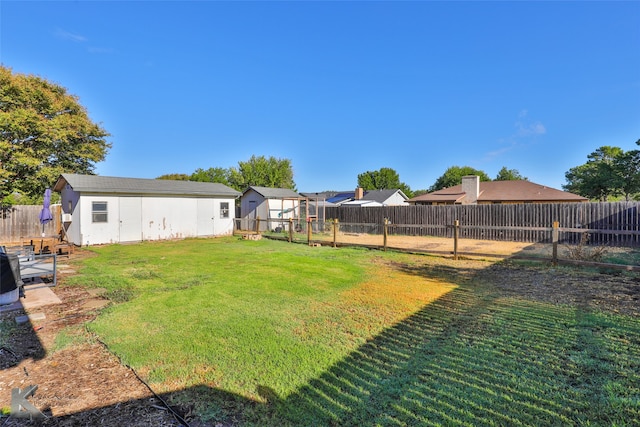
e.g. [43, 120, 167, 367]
[68, 237, 640, 426]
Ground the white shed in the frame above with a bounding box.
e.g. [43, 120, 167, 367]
[53, 174, 241, 246]
[239, 186, 302, 231]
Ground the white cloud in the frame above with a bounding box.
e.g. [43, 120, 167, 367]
[54, 28, 87, 43]
[483, 110, 546, 161]
[515, 120, 546, 137]
[514, 110, 546, 137]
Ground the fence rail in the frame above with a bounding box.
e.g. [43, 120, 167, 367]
[243, 218, 640, 270]
[325, 202, 640, 247]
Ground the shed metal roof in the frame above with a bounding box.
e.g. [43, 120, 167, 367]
[244, 186, 301, 199]
[54, 174, 241, 197]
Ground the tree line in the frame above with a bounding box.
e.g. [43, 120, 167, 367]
[157, 155, 295, 194]
[1, 66, 637, 205]
[562, 143, 640, 201]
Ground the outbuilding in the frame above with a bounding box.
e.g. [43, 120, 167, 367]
[53, 174, 241, 246]
[239, 186, 302, 231]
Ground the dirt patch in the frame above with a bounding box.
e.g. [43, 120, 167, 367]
[314, 233, 549, 257]
[0, 250, 186, 426]
[477, 262, 640, 317]
[0, 243, 638, 426]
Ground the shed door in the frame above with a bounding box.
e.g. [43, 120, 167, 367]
[119, 197, 142, 242]
[197, 199, 215, 236]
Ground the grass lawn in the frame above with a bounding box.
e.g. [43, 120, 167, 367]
[68, 237, 640, 426]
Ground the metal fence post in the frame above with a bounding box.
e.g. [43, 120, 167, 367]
[333, 218, 338, 247]
[307, 218, 312, 246]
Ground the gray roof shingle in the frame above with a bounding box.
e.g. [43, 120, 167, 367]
[54, 174, 241, 197]
[244, 186, 301, 199]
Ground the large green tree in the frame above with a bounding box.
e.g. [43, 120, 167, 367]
[357, 167, 413, 198]
[0, 66, 111, 204]
[156, 173, 190, 181]
[614, 143, 640, 201]
[157, 156, 296, 192]
[563, 142, 640, 201]
[428, 166, 491, 192]
[190, 167, 232, 186]
[495, 166, 527, 181]
[563, 146, 627, 201]
[228, 155, 296, 192]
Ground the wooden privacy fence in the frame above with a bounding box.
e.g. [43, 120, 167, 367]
[325, 202, 640, 247]
[257, 219, 640, 271]
[0, 205, 62, 244]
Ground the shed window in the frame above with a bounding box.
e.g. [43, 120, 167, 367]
[92, 201, 108, 223]
[220, 202, 230, 218]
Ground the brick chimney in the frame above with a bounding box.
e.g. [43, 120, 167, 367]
[355, 187, 364, 200]
[461, 176, 480, 204]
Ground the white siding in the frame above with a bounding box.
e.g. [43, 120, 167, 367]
[196, 199, 216, 236]
[119, 197, 143, 242]
[384, 192, 409, 206]
[141, 196, 198, 241]
[60, 188, 237, 245]
[80, 195, 121, 246]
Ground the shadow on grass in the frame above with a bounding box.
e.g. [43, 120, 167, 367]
[4, 261, 639, 426]
[171, 261, 638, 426]
[264, 287, 575, 426]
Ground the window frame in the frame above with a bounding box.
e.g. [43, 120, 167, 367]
[220, 202, 230, 219]
[92, 201, 108, 223]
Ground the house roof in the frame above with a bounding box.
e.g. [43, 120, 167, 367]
[326, 192, 356, 204]
[243, 186, 301, 199]
[361, 189, 408, 203]
[300, 191, 352, 200]
[409, 180, 588, 204]
[340, 199, 384, 207]
[53, 174, 241, 197]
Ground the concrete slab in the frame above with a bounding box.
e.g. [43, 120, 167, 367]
[0, 282, 61, 313]
[22, 283, 62, 310]
[15, 312, 47, 324]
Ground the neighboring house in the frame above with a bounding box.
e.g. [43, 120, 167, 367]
[358, 189, 409, 206]
[299, 192, 337, 223]
[53, 174, 241, 246]
[240, 186, 302, 231]
[330, 188, 410, 207]
[326, 191, 357, 204]
[409, 176, 588, 205]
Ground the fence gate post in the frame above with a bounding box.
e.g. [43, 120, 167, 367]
[288, 218, 293, 243]
[383, 218, 388, 251]
[453, 219, 459, 260]
[307, 218, 313, 246]
[333, 218, 338, 247]
[552, 221, 559, 265]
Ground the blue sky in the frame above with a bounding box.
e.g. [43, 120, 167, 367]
[1, 1, 639, 193]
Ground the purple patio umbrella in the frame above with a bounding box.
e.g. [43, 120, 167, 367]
[39, 188, 53, 235]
